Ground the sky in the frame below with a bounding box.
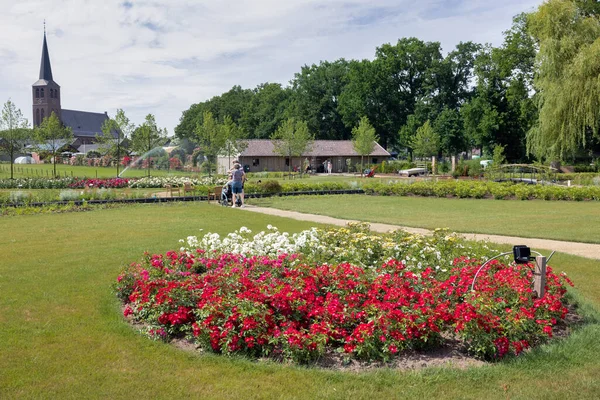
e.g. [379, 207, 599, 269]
[0, 0, 542, 135]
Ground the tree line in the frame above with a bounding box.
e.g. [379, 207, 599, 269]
[174, 1, 600, 164]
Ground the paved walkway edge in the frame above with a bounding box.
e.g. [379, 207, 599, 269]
[242, 206, 600, 260]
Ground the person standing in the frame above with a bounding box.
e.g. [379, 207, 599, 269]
[327, 160, 332, 174]
[231, 163, 245, 207]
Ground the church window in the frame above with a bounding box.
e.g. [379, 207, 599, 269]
[36, 88, 40, 98]
[50, 89, 54, 98]
[41, 109, 45, 121]
[36, 109, 40, 126]
[40, 88, 44, 98]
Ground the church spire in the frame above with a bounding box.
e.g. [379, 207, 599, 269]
[39, 24, 53, 81]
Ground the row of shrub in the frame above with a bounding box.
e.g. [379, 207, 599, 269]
[1, 188, 120, 205]
[362, 180, 600, 201]
[4, 179, 600, 205]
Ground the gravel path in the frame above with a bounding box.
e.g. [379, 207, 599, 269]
[242, 206, 600, 260]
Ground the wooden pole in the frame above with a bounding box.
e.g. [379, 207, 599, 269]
[534, 256, 547, 298]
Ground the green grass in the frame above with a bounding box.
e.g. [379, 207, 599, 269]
[0, 163, 197, 179]
[1, 202, 600, 399]
[252, 195, 600, 244]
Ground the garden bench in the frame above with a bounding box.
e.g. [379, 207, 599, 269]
[165, 184, 180, 197]
[207, 186, 222, 203]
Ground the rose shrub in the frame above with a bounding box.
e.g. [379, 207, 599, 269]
[115, 225, 574, 363]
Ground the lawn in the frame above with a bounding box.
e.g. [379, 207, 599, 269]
[1, 202, 600, 399]
[0, 163, 197, 179]
[251, 194, 600, 244]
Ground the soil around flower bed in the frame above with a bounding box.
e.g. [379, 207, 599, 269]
[122, 304, 584, 372]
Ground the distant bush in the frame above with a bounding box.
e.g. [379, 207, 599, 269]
[258, 180, 282, 194]
[59, 190, 80, 201]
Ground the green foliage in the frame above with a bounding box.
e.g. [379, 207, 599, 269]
[0, 99, 32, 180]
[351, 116, 379, 175]
[528, 0, 600, 160]
[289, 60, 350, 140]
[362, 179, 600, 201]
[96, 109, 133, 176]
[492, 144, 506, 167]
[219, 115, 246, 167]
[130, 114, 167, 177]
[410, 120, 439, 158]
[34, 112, 73, 178]
[271, 118, 314, 173]
[257, 180, 282, 194]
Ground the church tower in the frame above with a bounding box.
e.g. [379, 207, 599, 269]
[32, 26, 61, 127]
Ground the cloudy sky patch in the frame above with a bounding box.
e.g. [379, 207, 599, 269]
[0, 0, 541, 134]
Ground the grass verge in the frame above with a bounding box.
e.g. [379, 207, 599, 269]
[251, 194, 600, 244]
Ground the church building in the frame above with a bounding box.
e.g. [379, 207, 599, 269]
[32, 30, 116, 152]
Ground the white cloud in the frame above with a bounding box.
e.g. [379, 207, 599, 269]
[0, 0, 541, 134]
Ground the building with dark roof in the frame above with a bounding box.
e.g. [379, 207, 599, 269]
[217, 139, 390, 173]
[32, 29, 115, 152]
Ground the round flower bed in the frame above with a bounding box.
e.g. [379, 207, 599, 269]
[115, 225, 574, 363]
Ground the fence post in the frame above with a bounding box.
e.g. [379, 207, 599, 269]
[534, 256, 547, 298]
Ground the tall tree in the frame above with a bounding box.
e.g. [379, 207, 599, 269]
[271, 118, 314, 174]
[340, 38, 443, 149]
[290, 60, 351, 140]
[34, 112, 73, 178]
[130, 114, 167, 177]
[195, 111, 226, 176]
[97, 109, 134, 177]
[240, 83, 292, 139]
[351, 116, 379, 177]
[458, 15, 536, 161]
[527, 0, 600, 160]
[410, 120, 440, 159]
[434, 108, 466, 156]
[0, 100, 31, 179]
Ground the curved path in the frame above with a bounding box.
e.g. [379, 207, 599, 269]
[242, 206, 600, 260]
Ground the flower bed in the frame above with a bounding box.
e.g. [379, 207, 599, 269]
[129, 176, 226, 189]
[68, 178, 130, 189]
[115, 225, 574, 363]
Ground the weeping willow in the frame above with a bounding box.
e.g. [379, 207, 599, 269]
[528, 0, 600, 160]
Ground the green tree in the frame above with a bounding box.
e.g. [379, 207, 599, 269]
[34, 112, 73, 178]
[219, 115, 247, 171]
[195, 111, 226, 176]
[351, 116, 379, 176]
[340, 39, 443, 149]
[271, 118, 314, 174]
[290, 60, 351, 140]
[241, 83, 292, 139]
[460, 16, 536, 162]
[410, 120, 439, 159]
[575, 0, 600, 16]
[0, 100, 31, 179]
[97, 109, 134, 176]
[492, 144, 507, 166]
[434, 108, 466, 156]
[527, 0, 600, 160]
[130, 114, 167, 177]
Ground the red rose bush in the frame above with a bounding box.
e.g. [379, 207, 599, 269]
[115, 224, 574, 362]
